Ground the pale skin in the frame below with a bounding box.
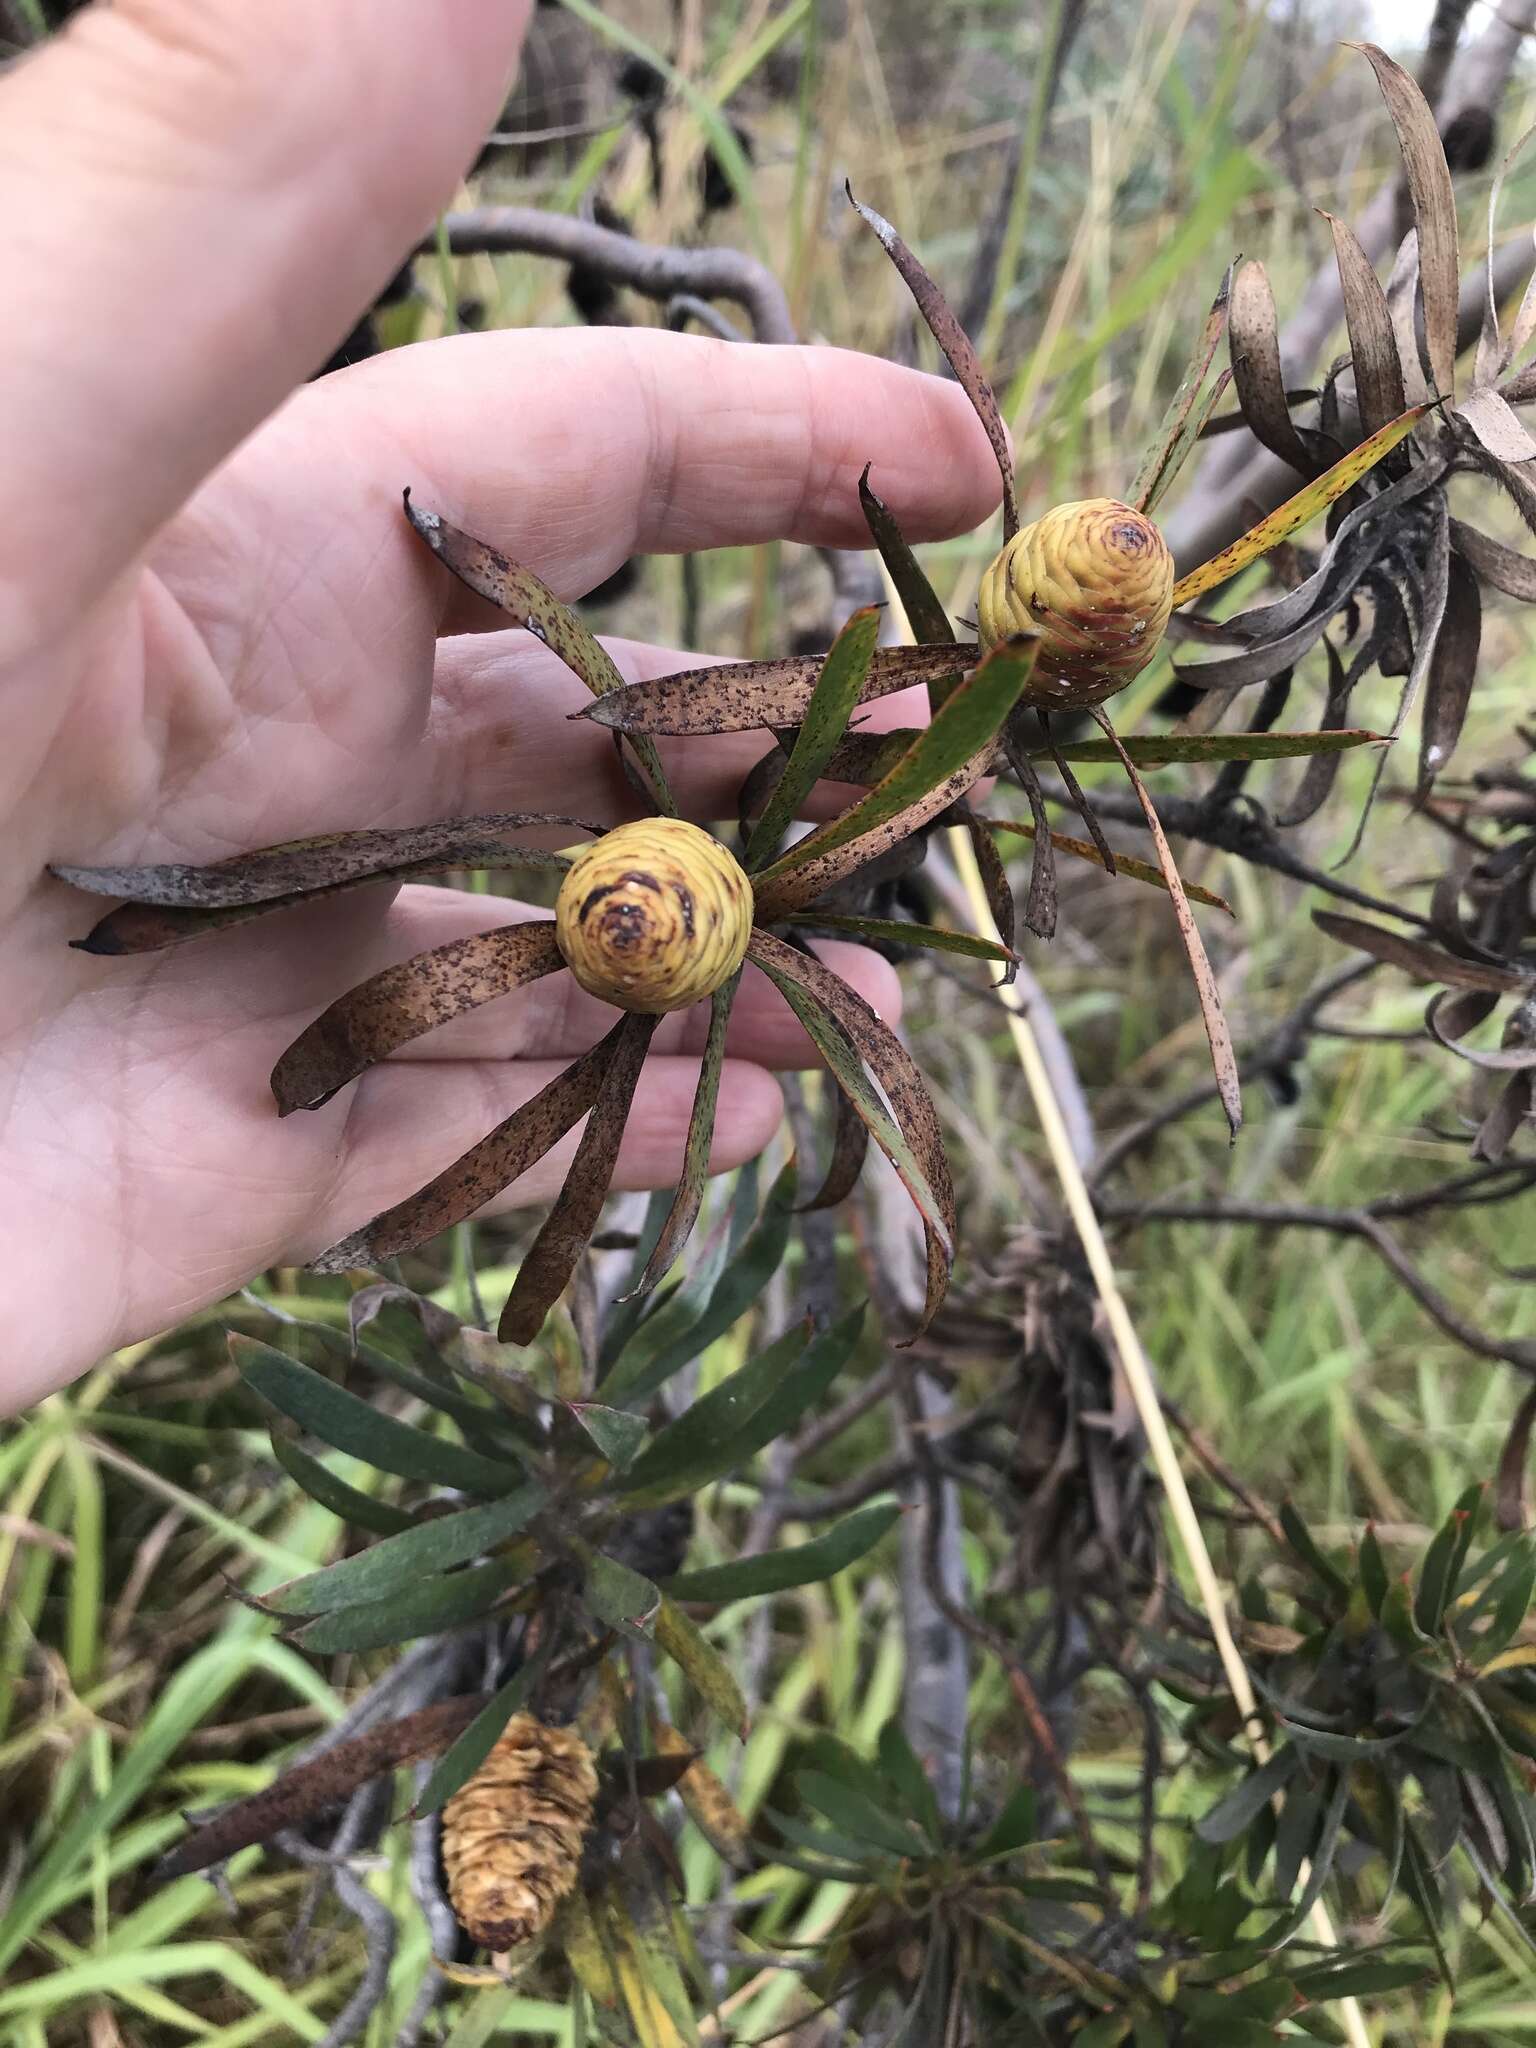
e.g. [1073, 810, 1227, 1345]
[0, 0, 1003, 1412]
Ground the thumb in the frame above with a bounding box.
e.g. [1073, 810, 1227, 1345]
[0, 0, 530, 652]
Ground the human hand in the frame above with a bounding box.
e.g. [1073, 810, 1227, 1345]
[0, 0, 1002, 1410]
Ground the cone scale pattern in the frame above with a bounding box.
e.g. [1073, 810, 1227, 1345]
[555, 818, 753, 1015]
[977, 498, 1175, 707]
[441, 1715, 599, 1952]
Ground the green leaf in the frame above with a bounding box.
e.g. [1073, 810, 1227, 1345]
[603, 1160, 798, 1402]
[878, 1719, 944, 1848]
[744, 607, 882, 869]
[973, 1781, 1039, 1863]
[1280, 1499, 1350, 1599]
[783, 911, 1015, 962]
[662, 1501, 900, 1604]
[1196, 1747, 1300, 1844]
[796, 1768, 931, 1860]
[1359, 1525, 1390, 1619]
[1040, 728, 1386, 767]
[622, 1308, 864, 1507]
[265, 1482, 544, 1617]
[752, 638, 1037, 917]
[1417, 1487, 1483, 1636]
[267, 1431, 413, 1537]
[414, 1642, 555, 1817]
[234, 1338, 522, 1496]
[566, 1404, 650, 1472]
[583, 1551, 659, 1641]
[655, 1594, 748, 1739]
[292, 1557, 522, 1653]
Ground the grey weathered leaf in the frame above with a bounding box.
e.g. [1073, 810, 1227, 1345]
[1418, 552, 1482, 791]
[273, 921, 565, 1113]
[1450, 520, 1536, 602]
[1229, 258, 1313, 474]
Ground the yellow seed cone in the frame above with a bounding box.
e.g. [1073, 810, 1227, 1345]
[555, 818, 753, 1015]
[977, 498, 1174, 708]
[441, 1715, 599, 1952]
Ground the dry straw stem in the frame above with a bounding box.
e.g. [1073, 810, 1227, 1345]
[946, 824, 1372, 2048]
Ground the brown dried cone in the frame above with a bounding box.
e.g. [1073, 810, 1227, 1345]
[441, 1714, 599, 1952]
[555, 818, 753, 1014]
[976, 498, 1175, 707]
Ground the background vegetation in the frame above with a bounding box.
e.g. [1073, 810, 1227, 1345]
[4, 0, 1536, 2041]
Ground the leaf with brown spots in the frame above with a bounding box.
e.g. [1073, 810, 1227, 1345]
[751, 639, 1036, 921]
[272, 921, 566, 1114]
[986, 819, 1233, 913]
[857, 465, 964, 713]
[628, 972, 741, 1298]
[158, 1696, 484, 1878]
[1091, 711, 1242, 1138]
[955, 800, 1019, 976]
[846, 184, 1019, 541]
[310, 1022, 626, 1273]
[1129, 261, 1235, 513]
[499, 1012, 659, 1344]
[581, 644, 969, 737]
[404, 493, 677, 815]
[783, 913, 1014, 964]
[60, 819, 587, 955]
[799, 1042, 870, 1214]
[748, 930, 955, 1334]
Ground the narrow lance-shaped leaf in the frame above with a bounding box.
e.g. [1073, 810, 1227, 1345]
[784, 911, 1015, 964]
[801, 1020, 871, 1213]
[292, 1555, 523, 1655]
[157, 1696, 485, 1878]
[233, 1336, 522, 1496]
[662, 1500, 902, 1603]
[403, 492, 678, 816]
[999, 722, 1057, 940]
[583, 1550, 659, 1642]
[1418, 551, 1481, 792]
[752, 638, 1037, 920]
[1039, 726, 1387, 767]
[627, 973, 741, 1300]
[311, 1020, 623, 1274]
[1170, 405, 1429, 608]
[500, 1013, 660, 1345]
[263, 1481, 546, 1617]
[858, 465, 955, 648]
[1351, 43, 1459, 400]
[955, 799, 1019, 979]
[1129, 261, 1235, 513]
[623, 1308, 866, 1507]
[273, 920, 565, 1114]
[1228, 258, 1314, 474]
[655, 1594, 749, 1739]
[619, 1319, 811, 1504]
[986, 818, 1234, 913]
[582, 643, 968, 737]
[62, 821, 587, 957]
[1037, 710, 1118, 875]
[414, 1638, 557, 1817]
[1321, 208, 1407, 436]
[846, 184, 1019, 540]
[1091, 710, 1242, 1138]
[749, 930, 956, 1333]
[744, 608, 882, 870]
[267, 1431, 414, 1537]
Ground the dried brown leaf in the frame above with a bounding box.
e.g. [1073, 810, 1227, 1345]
[1352, 43, 1460, 400]
[272, 921, 566, 1114]
[499, 1013, 659, 1344]
[582, 645, 967, 737]
[1320, 209, 1407, 436]
[1229, 258, 1313, 473]
[1418, 552, 1482, 791]
[1312, 910, 1530, 993]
